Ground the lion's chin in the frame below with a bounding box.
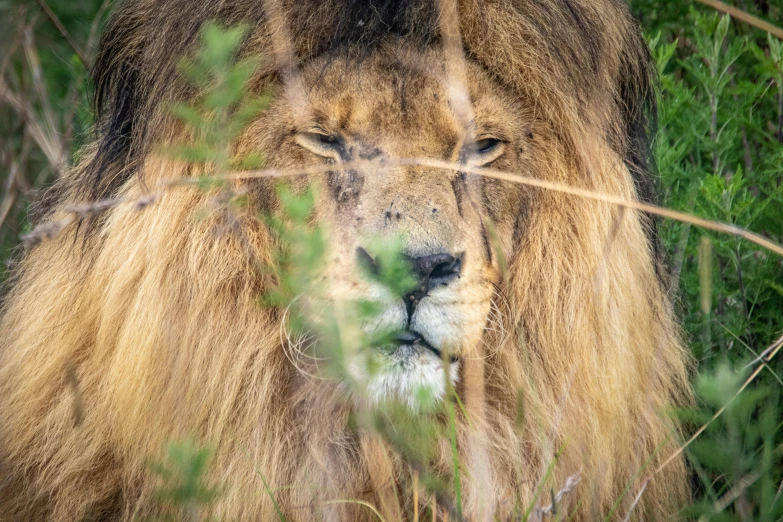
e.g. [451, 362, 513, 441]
[346, 345, 459, 409]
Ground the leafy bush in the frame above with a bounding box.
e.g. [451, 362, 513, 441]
[634, 2, 783, 519]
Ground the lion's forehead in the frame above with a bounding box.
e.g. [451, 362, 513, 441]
[295, 49, 518, 148]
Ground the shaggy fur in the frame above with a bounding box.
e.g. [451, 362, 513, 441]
[0, 1, 690, 520]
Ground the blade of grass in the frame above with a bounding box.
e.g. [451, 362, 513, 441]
[445, 369, 462, 520]
[257, 469, 286, 521]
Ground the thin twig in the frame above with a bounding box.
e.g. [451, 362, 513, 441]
[622, 479, 648, 522]
[695, 0, 783, 40]
[20, 157, 783, 258]
[648, 333, 783, 481]
[219, 158, 783, 257]
[535, 473, 581, 518]
[34, 0, 88, 67]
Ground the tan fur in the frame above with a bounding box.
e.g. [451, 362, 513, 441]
[0, 1, 690, 520]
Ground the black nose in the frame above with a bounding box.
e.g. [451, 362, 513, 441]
[356, 248, 463, 317]
[407, 253, 461, 296]
[403, 252, 462, 315]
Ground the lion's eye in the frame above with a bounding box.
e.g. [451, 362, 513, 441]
[468, 137, 505, 165]
[475, 138, 500, 153]
[295, 131, 345, 160]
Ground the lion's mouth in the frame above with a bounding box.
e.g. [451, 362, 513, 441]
[394, 330, 459, 364]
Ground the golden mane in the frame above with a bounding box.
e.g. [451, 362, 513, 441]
[0, 1, 691, 520]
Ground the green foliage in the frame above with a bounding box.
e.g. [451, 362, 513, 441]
[635, 1, 783, 519]
[166, 22, 271, 173]
[164, 24, 461, 516]
[645, 6, 783, 359]
[149, 438, 222, 521]
[262, 185, 328, 313]
[680, 364, 783, 520]
[263, 185, 467, 517]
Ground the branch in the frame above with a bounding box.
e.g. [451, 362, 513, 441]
[34, 0, 89, 67]
[695, 0, 783, 40]
[630, 333, 783, 509]
[20, 157, 783, 258]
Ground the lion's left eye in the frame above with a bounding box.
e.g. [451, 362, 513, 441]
[475, 138, 500, 153]
[468, 137, 505, 165]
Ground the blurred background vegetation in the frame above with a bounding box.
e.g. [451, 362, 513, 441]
[0, 0, 782, 519]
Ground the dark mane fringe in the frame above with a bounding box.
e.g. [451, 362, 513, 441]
[615, 20, 664, 271]
[304, 0, 440, 50]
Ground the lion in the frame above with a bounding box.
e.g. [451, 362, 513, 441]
[0, 0, 691, 520]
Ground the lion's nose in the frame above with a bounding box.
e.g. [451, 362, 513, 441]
[403, 252, 462, 312]
[407, 253, 461, 296]
[356, 248, 463, 317]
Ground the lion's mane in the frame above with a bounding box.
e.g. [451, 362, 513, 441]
[0, 1, 690, 520]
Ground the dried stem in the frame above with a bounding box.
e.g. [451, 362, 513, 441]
[534, 473, 581, 519]
[696, 0, 783, 40]
[635, 333, 783, 500]
[223, 159, 783, 257]
[0, 156, 19, 230]
[621, 479, 648, 522]
[34, 0, 88, 67]
[21, 157, 783, 258]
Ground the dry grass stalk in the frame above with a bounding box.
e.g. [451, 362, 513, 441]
[33, 0, 88, 66]
[696, 0, 783, 40]
[413, 472, 419, 522]
[621, 479, 648, 522]
[533, 472, 582, 520]
[27, 157, 783, 257]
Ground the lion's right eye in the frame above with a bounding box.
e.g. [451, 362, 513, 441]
[295, 131, 345, 160]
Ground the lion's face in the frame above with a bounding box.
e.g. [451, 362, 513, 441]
[251, 45, 532, 405]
